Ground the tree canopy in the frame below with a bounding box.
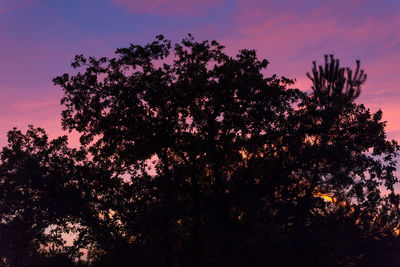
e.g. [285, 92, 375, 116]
[0, 35, 399, 266]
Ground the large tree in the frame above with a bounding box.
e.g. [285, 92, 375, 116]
[43, 35, 400, 266]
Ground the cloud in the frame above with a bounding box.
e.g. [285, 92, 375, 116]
[223, 0, 400, 91]
[218, 0, 400, 139]
[111, 0, 222, 16]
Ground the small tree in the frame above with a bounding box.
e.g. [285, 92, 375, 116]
[0, 127, 85, 265]
[0, 126, 121, 266]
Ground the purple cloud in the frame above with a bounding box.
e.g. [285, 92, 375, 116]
[220, 0, 400, 138]
[111, 0, 222, 16]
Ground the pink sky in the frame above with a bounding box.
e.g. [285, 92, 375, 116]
[0, 0, 399, 147]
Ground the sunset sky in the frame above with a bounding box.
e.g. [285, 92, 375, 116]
[0, 0, 399, 147]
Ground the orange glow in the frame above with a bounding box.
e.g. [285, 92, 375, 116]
[239, 149, 249, 159]
[314, 192, 334, 202]
[393, 227, 400, 237]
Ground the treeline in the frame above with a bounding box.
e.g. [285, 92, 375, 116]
[0, 35, 400, 266]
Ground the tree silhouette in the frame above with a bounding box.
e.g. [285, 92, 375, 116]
[53, 34, 304, 266]
[0, 35, 396, 266]
[0, 126, 126, 266]
[51, 35, 400, 266]
[0, 126, 89, 266]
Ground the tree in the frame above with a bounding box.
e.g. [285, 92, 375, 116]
[279, 55, 400, 266]
[0, 126, 123, 266]
[52, 36, 400, 266]
[0, 126, 86, 265]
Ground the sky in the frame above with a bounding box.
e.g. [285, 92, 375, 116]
[0, 0, 399, 147]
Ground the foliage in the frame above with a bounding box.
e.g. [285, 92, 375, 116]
[0, 127, 86, 265]
[0, 35, 399, 266]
